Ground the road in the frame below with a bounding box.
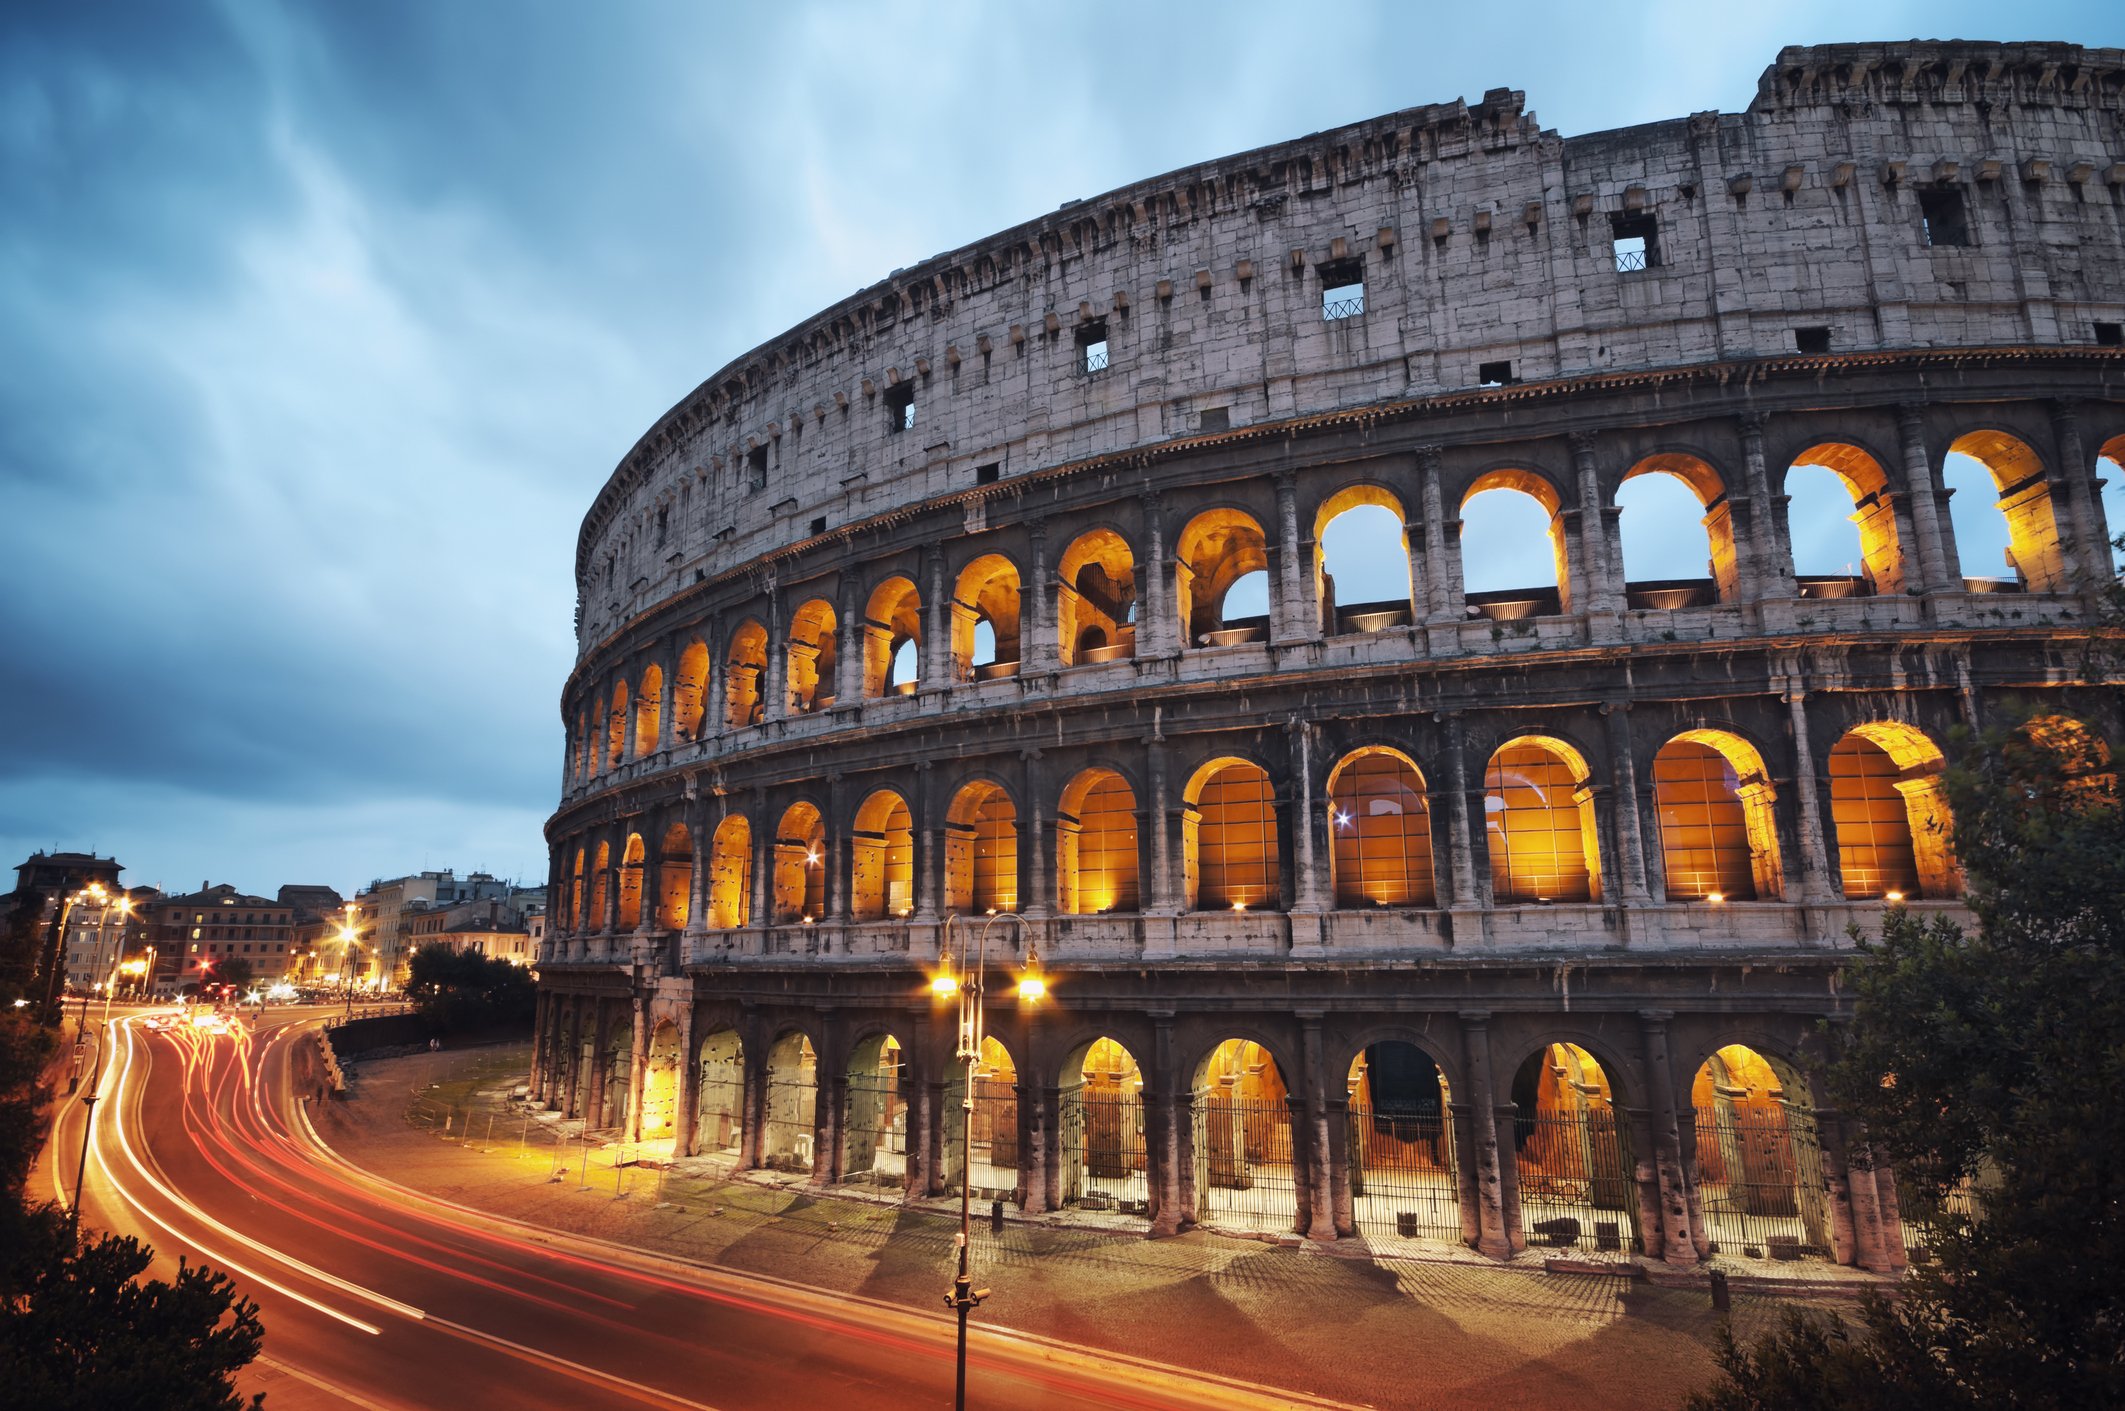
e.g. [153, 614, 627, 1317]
[42, 1008, 1351, 1411]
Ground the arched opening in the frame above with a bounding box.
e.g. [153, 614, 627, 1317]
[771, 803, 825, 925]
[1460, 470, 1568, 618]
[598, 1013, 632, 1130]
[786, 599, 838, 714]
[634, 664, 663, 756]
[640, 1020, 680, 1144]
[1653, 731, 1781, 901]
[695, 1029, 744, 1159]
[724, 620, 767, 728]
[1315, 488, 1415, 634]
[944, 1036, 1019, 1193]
[1689, 1044, 1833, 1261]
[1192, 1039, 1295, 1233]
[1327, 748, 1435, 908]
[2018, 714, 2115, 800]
[1347, 1041, 1457, 1242]
[952, 554, 1022, 681]
[588, 841, 610, 930]
[617, 833, 645, 930]
[762, 1030, 817, 1172]
[707, 815, 752, 929]
[843, 1033, 911, 1187]
[2099, 434, 2125, 575]
[945, 781, 1017, 915]
[1946, 430, 2070, 591]
[1057, 529, 1137, 665]
[1484, 738, 1600, 903]
[850, 789, 914, 922]
[1183, 758, 1279, 912]
[1787, 444, 1902, 597]
[672, 639, 709, 743]
[1061, 1037, 1144, 1209]
[863, 577, 924, 698]
[568, 848, 584, 931]
[606, 681, 629, 768]
[1056, 768, 1139, 915]
[1618, 455, 1731, 607]
[656, 823, 692, 929]
[1829, 724, 1953, 900]
[1510, 1043, 1637, 1254]
[1176, 509, 1271, 648]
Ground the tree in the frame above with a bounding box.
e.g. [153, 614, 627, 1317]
[1688, 711, 2125, 1411]
[406, 945, 535, 1033]
[211, 957, 254, 993]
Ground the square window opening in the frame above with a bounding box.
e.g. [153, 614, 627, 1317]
[746, 444, 769, 489]
[1794, 326, 1832, 354]
[808, 516, 827, 537]
[1919, 188, 1971, 247]
[1198, 407, 1231, 433]
[884, 381, 916, 433]
[1610, 211, 1659, 272]
[1477, 360, 1515, 388]
[975, 462, 1001, 485]
[1319, 257, 1365, 320]
[1076, 318, 1110, 374]
[2095, 322, 2123, 347]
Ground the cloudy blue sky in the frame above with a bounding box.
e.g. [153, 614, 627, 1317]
[3, 1, 2120, 900]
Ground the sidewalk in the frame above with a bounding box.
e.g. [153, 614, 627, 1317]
[318, 1042, 1868, 1411]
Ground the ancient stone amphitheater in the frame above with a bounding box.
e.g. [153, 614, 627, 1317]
[534, 40, 2125, 1271]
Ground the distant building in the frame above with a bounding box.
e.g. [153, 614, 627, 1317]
[61, 885, 156, 993]
[354, 870, 513, 983]
[148, 884, 295, 991]
[277, 884, 347, 985]
[4, 850, 127, 998]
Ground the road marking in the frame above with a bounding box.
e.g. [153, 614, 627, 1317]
[418, 1313, 729, 1411]
[251, 1354, 404, 1411]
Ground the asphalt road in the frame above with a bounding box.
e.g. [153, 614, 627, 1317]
[43, 1007, 1349, 1411]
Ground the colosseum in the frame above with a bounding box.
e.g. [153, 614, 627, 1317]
[533, 40, 2125, 1272]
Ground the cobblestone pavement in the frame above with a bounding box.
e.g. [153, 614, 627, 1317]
[318, 1041, 1873, 1411]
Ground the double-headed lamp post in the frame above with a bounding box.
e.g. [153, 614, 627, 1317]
[931, 909, 1043, 1411]
[43, 881, 109, 1025]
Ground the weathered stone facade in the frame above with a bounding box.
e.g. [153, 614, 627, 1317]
[539, 42, 2125, 1269]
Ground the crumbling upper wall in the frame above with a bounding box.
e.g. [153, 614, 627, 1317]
[573, 40, 2125, 654]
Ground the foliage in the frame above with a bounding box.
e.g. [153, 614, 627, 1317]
[209, 957, 254, 992]
[1688, 711, 2125, 1411]
[0, 1011, 58, 1204]
[0, 1204, 263, 1411]
[406, 944, 536, 1033]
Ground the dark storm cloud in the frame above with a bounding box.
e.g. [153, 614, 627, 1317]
[2, 0, 2118, 893]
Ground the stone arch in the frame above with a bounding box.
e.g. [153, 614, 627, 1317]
[568, 847, 585, 931]
[785, 598, 838, 715]
[606, 679, 630, 768]
[951, 553, 1022, 680]
[1507, 1040, 1639, 1254]
[863, 575, 923, 697]
[656, 822, 692, 929]
[850, 788, 914, 921]
[843, 1031, 912, 1186]
[1829, 722, 1953, 900]
[1786, 442, 1903, 595]
[672, 638, 709, 743]
[635, 663, 663, 756]
[708, 814, 752, 929]
[945, 779, 1017, 914]
[694, 1026, 744, 1158]
[1176, 507, 1271, 647]
[1327, 745, 1435, 909]
[1313, 483, 1415, 633]
[724, 619, 767, 728]
[945, 1034, 1020, 1191]
[1056, 767, 1139, 915]
[1945, 429, 2064, 591]
[617, 832, 646, 929]
[1189, 1037, 1297, 1234]
[771, 802, 825, 924]
[1182, 756, 1280, 911]
[1483, 736, 1601, 903]
[1460, 467, 1570, 612]
[1058, 1035, 1145, 1208]
[588, 840, 610, 929]
[1653, 729, 1782, 902]
[762, 1028, 819, 1172]
[640, 1019, 681, 1142]
[1619, 452, 1738, 604]
[1688, 1041, 1835, 1261]
[1345, 1037, 1459, 1242]
[1057, 527, 1136, 665]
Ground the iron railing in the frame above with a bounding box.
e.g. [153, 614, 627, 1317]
[1348, 1097, 1461, 1242]
[760, 1071, 816, 1172]
[1083, 345, 1110, 373]
[1514, 1106, 1640, 1253]
[1192, 1096, 1297, 1231]
[1323, 294, 1365, 321]
[1061, 1087, 1145, 1208]
[1691, 1103, 1834, 1259]
[1614, 246, 1650, 273]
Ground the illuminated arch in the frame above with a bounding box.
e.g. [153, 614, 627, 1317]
[1326, 747, 1435, 908]
[951, 554, 1022, 680]
[672, 639, 709, 743]
[1484, 736, 1600, 903]
[723, 619, 767, 728]
[863, 576, 923, 697]
[1509, 1042, 1637, 1253]
[1057, 529, 1137, 665]
[634, 663, 663, 756]
[843, 1033, 910, 1185]
[771, 802, 825, 924]
[617, 832, 646, 929]
[1060, 1036, 1145, 1206]
[948, 1035, 1020, 1188]
[1653, 730, 1782, 901]
[656, 822, 692, 930]
[1057, 768, 1138, 915]
[1313, 485, 1415, 633]
[1619, 453, 1737, 603]
[1688, 1043, 1834, 1261]
[1830, 722, 1953, 900]
[1946, 430, 2065, 591]
[1346, 1040, 1457, 1242]
[1176, 509, 1271, 647]
[588, 841, 610, 929]
[639, 1020, 681, 1141]
[786, 598, 838, 714]
[850, 789, 914, 922]
[1460, 468, 1569, 611]
[695, 1028, 744, 1157]
[1787, 443, 1903, 594]
[1192, 1038, 1295, 1229]
[945, 780, 1017, 914]
[568, 847, 585, 930]
[606, 680, 629, 768]
[1183, 757, 1279, 911]
[707, 814, 752, 929]
[762, 1030, 818, 1172]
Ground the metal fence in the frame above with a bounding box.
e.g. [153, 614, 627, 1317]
[1061, 1086, 1145, 1209]
[1691, 1103, 1833, 1260]
[1514, 1107, 1639, 1254]
[1322, 294, 1365, 321]
[943, 1073, 1020, 1193]
[695, 1057, 744, 1158]
[1192, 1095, 1296, 1231]
[1347, 1097, 1461, 1243]
[760, 1071, 816, 1173]
[843, 1071, 910, 1185]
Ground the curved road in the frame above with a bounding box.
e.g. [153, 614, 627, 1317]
[43, 1008, 1346, 1410]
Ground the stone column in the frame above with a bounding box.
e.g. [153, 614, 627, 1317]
[763, 585, 789, 722]
[655, 646, 675, 756]
[1784, 686, 1837, 905]
[1442, 714, 1483, 910]
[1739, 413, 1795, 597]
[1138, 491, 1175, 658]
[921, 545, 950, 690]
[1147, 1011, 1183, 1235]
[2048, 401, 2103, 591]
[1299, 1014, 1340, 1241]
[528, 990, 549, 1098]
[912, 762, 941, 923]
[1288, 717, 1329, 925]
[1273, 471, 1313, 644]
[750, 793, 775, 932]
[836, 573, 865, 709]
[813, 1019, 840, 1186]
[739, 1025, 766, 1170]
[1895, 406, 1957, 593]
[1145, 735, 1178, 914]
[685, 795, 710, 942]
[624, 994, 649, 1142]
[601, 831, 621, 934]
[1024, 518, 1058, 673]
[1418, 447, 1459, 623]
[559, 998, 581, 1116]
[1019, 750, 1049, 918]
[1601, 701, 1650, 903]
[673, 1002, 700, 1157]
[587, 999, 615, 1131]
[823, 775, 847, 926]
[1570, 432, 1625, 620]
[621, 665, 640, 762]
[1459, 1012, 1512, 1257]
[1639, 1011, 1699, 1264]
[704, 617, 728, 740]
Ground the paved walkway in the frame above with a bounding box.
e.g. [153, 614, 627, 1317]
[318, 1041, 1870, 1411]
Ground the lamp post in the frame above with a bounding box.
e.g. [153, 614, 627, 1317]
[933, 910, 1043, 1411]
[338, 902, 363, 1017]
[42, 882, 108, 1026]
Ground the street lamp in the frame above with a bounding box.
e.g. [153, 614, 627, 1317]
[42, 881, 108, 1025]
[337, 901, 363, 1016]
[933, 910, 1043, 1411]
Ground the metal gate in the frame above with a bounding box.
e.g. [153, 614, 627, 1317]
[843, 1070, 910, 1185]
[1062, 1084, 1146, 1210]
[1348, 1096, 1460, 1242]
[762, 1069, 816, 1172]
[1514, 1105, 1640, 1254]
[1192, 1095, 1296, 1232]
[1691, 1102, 1832, 1259]
[695, 1053, 743, 1157]
[944, 1072, 1020, 1194]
